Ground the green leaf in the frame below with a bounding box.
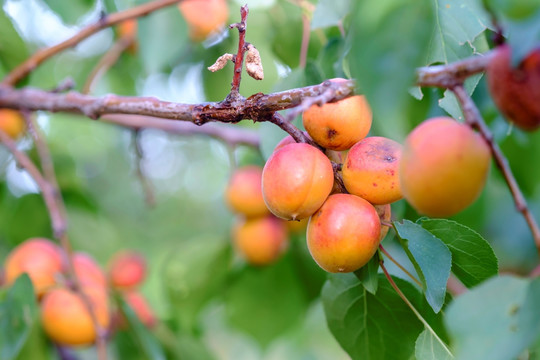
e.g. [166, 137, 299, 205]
[354, 251, 380, 295]
[484, 0, 540, 20]
[394, 220, 452, 313]
[419, 219, 498, 288]
[427, 0, 491, 65]
[415, 329, 453, 360]
[311, 0, 351, 30]
[446, 276, 540, 360]
[348, 0, 434, 140]
[43, 0, 95, 24]
[322, 273, 437, 360]
[225, 255, 308, 347]
[0, 9, 29, 72]
[0, 275, 38, 360]
[118, 296, 166, 360]
[505, 10, 540, 65]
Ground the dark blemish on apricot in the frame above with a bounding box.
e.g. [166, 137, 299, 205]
[327, 128, 338, 139]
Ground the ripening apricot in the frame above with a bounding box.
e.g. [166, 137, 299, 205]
[117, 19, 138, 53]
[307, 194, 381, 273]
[375, 204, 391, 241]
[5, 238, 63, 297]
[108, 251, 147, 290]
[232, 215, 288, 266]
[122, 291, 156, 328]
[224, 166, 269, 218]
[342, 136, 403, 205]
[41, 286, 110, 346]
[178, 0, 229, 41]
[262, 143, 334, 220]
[302, 80, 372, 151]
[400, 117, 491, 217]
[0, 109, 25, 139]
[73, 252, 107, 289]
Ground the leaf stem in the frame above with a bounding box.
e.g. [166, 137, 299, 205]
[379, 244, 423, 288]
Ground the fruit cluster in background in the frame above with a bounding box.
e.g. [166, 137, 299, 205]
[1, 238, 154, 347]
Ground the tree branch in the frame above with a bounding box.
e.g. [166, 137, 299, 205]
[1, 0, 184, 86]
[228, 5, 249, 100]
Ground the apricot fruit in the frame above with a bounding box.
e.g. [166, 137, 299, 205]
[108, 250, 147, 290]
[178, 0, 229, 41]
[73, 252, 107, 289]
[117, 19, 138, 53]
[232, 215, 288, 266]
[487, 45, 540, 131]
[122, 291, 156, 328]
[342, 136, 403, 205]
[302, 80, 372, 151]
[400, 117, 491, 217]
[307, 194, 381, 273]
[224, 166, 269, 218]
[5, 238, 63, 297]
[0, 109, 25, 139]
[41, 285, 110, 346]
[262, 143, 334, 220]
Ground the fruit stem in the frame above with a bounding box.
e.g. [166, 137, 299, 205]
[379, 244, 423, 288]
[380, 261, 453, 358]
[228, 5, 249, 101]
[452, 84, 540, 257]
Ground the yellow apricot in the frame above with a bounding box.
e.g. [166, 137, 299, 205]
[224, 165, 269, 218]
[342, 136, 403, 205]
[307, 194, 381, 273]
[302, 80, 372, 151]
[0, 109, 25, 139]
[5, 238, 63, 297]
[178, 0, 229, 41]
[41, 286, 110, 346]
[232, 215, 288, 266]
[400, 117, 491, 217]
[262, 143, 334, 220]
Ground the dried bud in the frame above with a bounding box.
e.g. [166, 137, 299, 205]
[245, 43, 264, 80]
[208, 53, 234, 72]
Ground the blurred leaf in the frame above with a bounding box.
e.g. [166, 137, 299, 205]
[311, 0, 351, 30]
[225, 254, 309, 347]
[0, 194, 52, 244]
[446, 276, 540, 360]
[304, 59, 324, 85]
[505, 10, 540, 65]
[43, 0, 95, 24]
[484, 0, 540, 20]
[439, 74, 482, 120]
[353, 251, 380, 295]
[348, 0, 434, 140]
[0, 275, 38, 360]
[419, 218, 498, 288]
[317, 36, 347, 79]
[118, 296, 166, 360]
[138, 6, 188, 74]
[394, 220, 452, 313]
[322, 273, 440, 360]
[0, 9, 29, 72]
[164, 236, 231, 332]
[288, 236, 327, 303]
[427, 0, 491, 65]
[415, 329, 453, 360]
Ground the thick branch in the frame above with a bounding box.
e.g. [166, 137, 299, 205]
[451, 85, 540, 255]
[0, 81, 355, 123]
[1, 0, 183, 86]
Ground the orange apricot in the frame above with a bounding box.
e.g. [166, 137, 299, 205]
[4, 238, 63, 297]
[122, 291, 156, 328]
[0, 109, 25, 139]
[41, 285, 110, 346]
[307, 194, 381, 273]
[73, 252, 107, 289]
[342, 136, 403, 205]
[117, 19, 138, 53]
[108, 251, 147, 290]
[262, 143, 334, 220]
[400, 117, 491, 217]
[178, 0, 229, 41]
[232, 215, 288, 266]
[224, 166, 269, 218]
[302, 80, 372, 151]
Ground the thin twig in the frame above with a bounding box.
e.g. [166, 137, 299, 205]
[380, 261, 453, 358]
[299, 13, 310, 68]
[379, 244, 423, 288]
[82, 35, 135, 94]
[1, 0, 184, 86]
[451, 85, 540, 256]
[131, 130, 156, 207]
[228, 5, 249, 100]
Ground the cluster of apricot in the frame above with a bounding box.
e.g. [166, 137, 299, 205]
[235, 78, 493, 274]
[1, 238, 154, 347]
